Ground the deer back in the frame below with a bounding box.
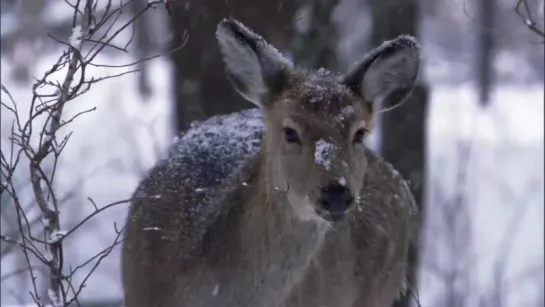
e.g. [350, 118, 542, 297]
[121, 108, 416, 307]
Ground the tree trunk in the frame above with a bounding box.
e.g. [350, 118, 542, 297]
[168, 0, 300, 133]
[476, 0, 496, 106]
[131, 0, 154, 99]
[10, 0, 46, 83]
[292, 0, 341, 70]
[367, 0, 429, 306]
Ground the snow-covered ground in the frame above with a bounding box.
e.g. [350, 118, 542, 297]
[1, 14, 543, 307]
[421, 85, 544, 307]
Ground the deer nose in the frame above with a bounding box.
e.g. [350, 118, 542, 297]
[319, 183, 354, 215]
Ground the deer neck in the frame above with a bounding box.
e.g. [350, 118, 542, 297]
[237, 144, 330, 261]
[221, 149, 328, 302]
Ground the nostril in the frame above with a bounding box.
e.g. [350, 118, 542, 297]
[320, 183, 353, 213]
[319, 198, 331, 210]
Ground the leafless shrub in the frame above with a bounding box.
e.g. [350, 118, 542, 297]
[0, 0, 186, 305]
[423, 138, 475, 307]
[423, 111, 543, 307]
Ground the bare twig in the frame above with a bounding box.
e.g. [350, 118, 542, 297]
[25, 1, 93, 303]
[515, 0, 545, 38]
[461, 0, 544, 44]
[0, 0, 181, 305]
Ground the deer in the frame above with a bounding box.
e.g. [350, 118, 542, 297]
[121, 18, 420, 307]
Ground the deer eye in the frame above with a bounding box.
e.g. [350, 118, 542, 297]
[282, 127, 301, 144]
[352, 128, 366, 144]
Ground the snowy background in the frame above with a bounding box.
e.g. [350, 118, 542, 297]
[1, 0, 543, 306]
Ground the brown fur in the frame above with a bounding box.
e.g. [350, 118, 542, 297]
[122, 143, 414, 307]
[122, 18, 418, 307]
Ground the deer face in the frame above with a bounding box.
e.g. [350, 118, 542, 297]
[260, 75, 372, 222]
[216, 19, 420, 222]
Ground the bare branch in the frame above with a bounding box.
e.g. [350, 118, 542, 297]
[515, 0, 545, 39]
[0, 0, 182, 305]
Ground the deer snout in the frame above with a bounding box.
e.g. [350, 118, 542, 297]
[318, 182, 354, 221]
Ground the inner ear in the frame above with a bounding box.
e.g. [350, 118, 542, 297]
[342, 35, 420, 112]
[216, 18, 293, 108]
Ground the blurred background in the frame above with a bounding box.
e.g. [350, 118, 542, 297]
[0, 0, 543, 306]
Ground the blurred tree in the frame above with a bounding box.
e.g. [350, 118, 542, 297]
[292, 0, 341, 70]
[168, 0, 301, 132]
[476, 0, 497, 106]
[131, 0, 154, 99]
[367, 0, 429, 306]
[8, 0, 46, 83]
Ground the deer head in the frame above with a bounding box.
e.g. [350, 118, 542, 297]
[216, 18, 420, 222]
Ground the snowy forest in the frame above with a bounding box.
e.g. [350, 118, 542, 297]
[0, 0, 543, 306]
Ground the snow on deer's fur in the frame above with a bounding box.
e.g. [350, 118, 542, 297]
[121, 18, 420, 307]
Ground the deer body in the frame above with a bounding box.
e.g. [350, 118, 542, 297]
[122, 19, 420, 307]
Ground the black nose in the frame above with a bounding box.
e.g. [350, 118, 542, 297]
[319, 183, 354, 215]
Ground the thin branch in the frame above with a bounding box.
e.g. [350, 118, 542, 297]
[515, 0, 545, 39]
[1, 0, 185, 304]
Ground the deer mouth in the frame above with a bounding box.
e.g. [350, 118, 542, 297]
[314, 208, 347, 222]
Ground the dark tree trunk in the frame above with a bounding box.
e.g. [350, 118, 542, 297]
[292, 0, 341, 70]
[131, 0, 153, 99]
[476, 0, 496, 106]
[367, 0, 429, 306]
[9, 0, 46, 83]
[168, 0, 301, 133]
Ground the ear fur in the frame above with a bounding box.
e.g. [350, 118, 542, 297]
[342, 35, 420, 112]
[216, 18, 293, 108]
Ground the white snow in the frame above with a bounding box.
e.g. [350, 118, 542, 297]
[336, 105, 355, 122]
[212, 284, 220, 296]
[47, 289, 62, 307]
[142, 227, 160, 231]
[340, 105, 355, 117]
[47, 230, 68, 244]
[314, 139, 336, 170]
[69, 26, 82, 47]
[43, 250, 54, 263]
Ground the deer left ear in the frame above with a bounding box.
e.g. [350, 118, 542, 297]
[342, 35, 420, 112]
[216, 18, 293, 109]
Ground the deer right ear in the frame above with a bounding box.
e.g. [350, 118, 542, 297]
[216, 18, 293, 108]
[342, 35, 420, 113]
